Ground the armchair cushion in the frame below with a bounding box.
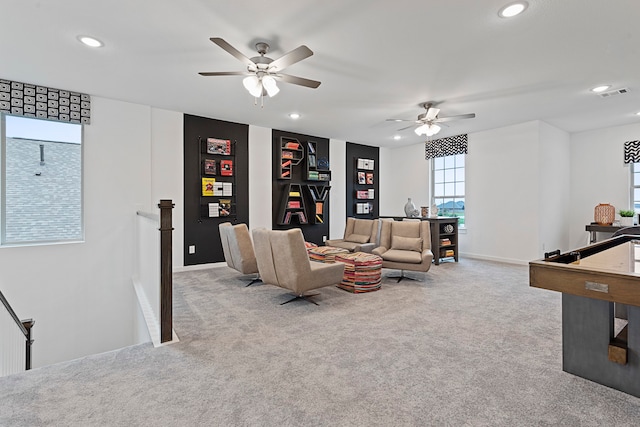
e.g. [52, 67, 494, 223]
[252, 228, 278, 286]
[383, 249, 423, 264]
[219, 222, 258, 275]
[327, 218, 380, 253]
[346, 233, 370, 244]
[391, 236, 423, 252]
[353, 220, 374, 237]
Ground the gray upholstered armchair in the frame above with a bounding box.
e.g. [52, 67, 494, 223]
[325, 218, 380, 253]
[219, 222, 261, 286]
[252, 228, 345, 305]
[372, 220, 433, 282]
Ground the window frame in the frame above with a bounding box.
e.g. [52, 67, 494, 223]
[1, 113, 85, 246]
[631, 163, 640, 216]
[431, 153, 465, 227]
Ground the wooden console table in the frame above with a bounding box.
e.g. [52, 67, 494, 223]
[585, 223, 623, 243]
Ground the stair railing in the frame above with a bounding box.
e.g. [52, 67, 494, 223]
[0, 290, 34, 376]
[134, 199, 174, 345]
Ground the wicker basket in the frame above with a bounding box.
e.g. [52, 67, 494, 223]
[594, 203, 615, 225]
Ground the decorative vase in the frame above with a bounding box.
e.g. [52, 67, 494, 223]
[594, 203, 615, 225]
[430, 204, 439, 217]
[404, 198, 418, 217]
[421, 206, 429, 217]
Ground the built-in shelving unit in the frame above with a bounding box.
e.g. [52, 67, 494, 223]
[276, 183, 308, 225]
[428, 217, 459, 265]
[279, 137, 304, 179]
[305, 141, 331, 182]
[272, 130, 331, 245]
[306, 184, 331, 224]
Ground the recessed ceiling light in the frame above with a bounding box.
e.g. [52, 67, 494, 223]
[288, 112, 300, 119]
[591, 85, 611, 93]
[636, 112, 640, 116]
[77, 35, 104, 48]
[393, 135, 401, 140]
[498, 1, 528, 18]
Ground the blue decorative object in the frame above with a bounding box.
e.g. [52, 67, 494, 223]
[317, 157, 329, 169]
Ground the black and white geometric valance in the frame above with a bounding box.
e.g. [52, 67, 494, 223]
[425, 134, 467, 159]
[624, 140, 640, 164]
[0, 79, 90, 124]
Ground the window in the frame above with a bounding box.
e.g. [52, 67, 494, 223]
[632, 163, 640, 214]
[432, 154, 465, 226]
[1, 114, 83, 244]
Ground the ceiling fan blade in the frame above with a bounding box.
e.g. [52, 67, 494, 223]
[425, 107, 440, 121]
[268, 45, 313, 71]
[276, 73, 321, 89]
[397, 124, 418, 131]
[198, 71, 250, 77]
[209, 37, 255, 68]
[433, 113, 476, 123]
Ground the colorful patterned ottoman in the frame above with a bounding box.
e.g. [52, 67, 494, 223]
[308, 246, 350, 263]
[335, 252, 383, 293]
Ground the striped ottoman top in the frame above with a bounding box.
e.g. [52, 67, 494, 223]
[308, 246, 350, 263]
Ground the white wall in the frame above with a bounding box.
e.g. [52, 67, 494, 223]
[380, 123, 553, 264]
[569, 122, 640, 248]
[378, 146, 394, 216]
[329, 139, 346, 240]
[150, 108, 184, 267]
[380, 143, 430, 217]
[538, 122, 571, 255]
[248, 125, 273, 231]
[462, 122, 541, 263]
[0, 97, 155, 367]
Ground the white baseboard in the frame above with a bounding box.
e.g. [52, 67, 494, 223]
[173, 262, 227, 273]
[459, 252, 530, 266]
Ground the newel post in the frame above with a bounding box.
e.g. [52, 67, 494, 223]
[158, 199, 174, 343]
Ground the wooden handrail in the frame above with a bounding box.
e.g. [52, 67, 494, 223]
[0, 290, 28, 337]
[136, 211, 159, 221]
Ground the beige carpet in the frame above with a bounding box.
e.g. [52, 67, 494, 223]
[2, 258, 640, 426]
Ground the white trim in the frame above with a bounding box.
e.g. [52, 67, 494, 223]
[459, 252, 529, 266]
[173, 261, 227, 273]
[132, 278, 179, 348]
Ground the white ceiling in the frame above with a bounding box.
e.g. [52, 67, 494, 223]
[2, 0, 640, 147]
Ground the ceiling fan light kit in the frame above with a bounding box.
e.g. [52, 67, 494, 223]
[199, 37, 320, 106]
[388, 102, 475, 139]
[415, 123, 441, 137]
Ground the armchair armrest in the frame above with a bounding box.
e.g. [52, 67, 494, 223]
[421, 249, 434, 264]
[372, 246, 388, 257]
[357, 242, 377, 253]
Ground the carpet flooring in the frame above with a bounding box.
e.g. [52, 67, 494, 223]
[2, 258, 640, 426]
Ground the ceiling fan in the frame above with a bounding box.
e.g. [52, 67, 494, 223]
[388, 103, 476, 136]
[199, 37, 321, 103]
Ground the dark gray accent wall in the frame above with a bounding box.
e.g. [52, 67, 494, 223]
[346, 142, 379, 218]
[183, 114, 249, 266]
[272, 129, 330, 245]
